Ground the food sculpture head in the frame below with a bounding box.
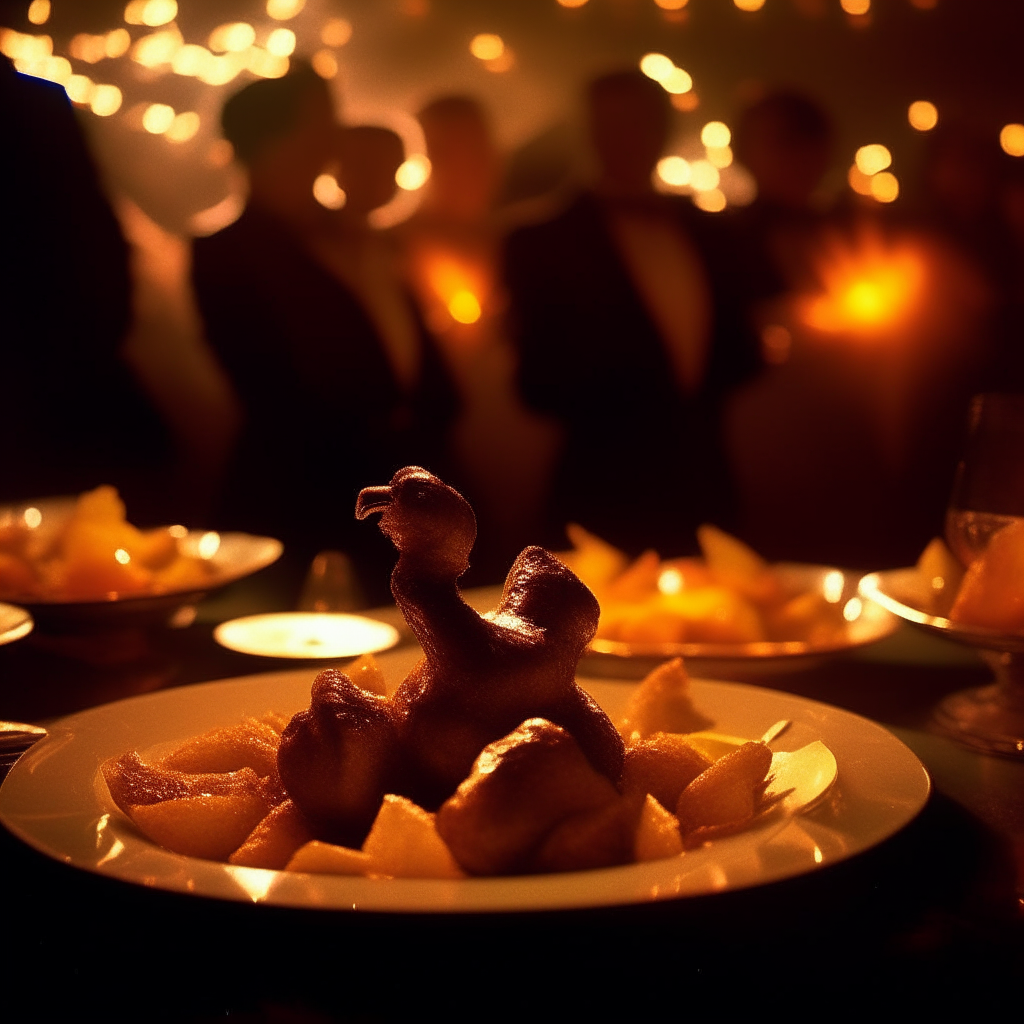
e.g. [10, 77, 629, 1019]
[279, 467, 625, 845]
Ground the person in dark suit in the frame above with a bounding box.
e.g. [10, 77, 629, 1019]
[503, 70, 761, 556]
[0, 54, 168, 511]
[192, 65, 456, 600]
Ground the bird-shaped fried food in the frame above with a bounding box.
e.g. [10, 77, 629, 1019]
[356, 466, 625, 809]
[277, 668, 400, 846]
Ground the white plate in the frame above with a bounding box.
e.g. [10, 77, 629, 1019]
[0, 647, 929, 913]
[0, 602, 33, 646]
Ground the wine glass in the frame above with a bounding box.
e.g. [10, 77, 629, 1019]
[936, 393, 1024, 757]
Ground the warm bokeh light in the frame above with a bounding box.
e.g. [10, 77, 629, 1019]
[125, 0, 177, 27]
[662, 67, 692, 94]
[1000, 124, 1024, 157]
[449, 290, 482, 324]
[321, 18, 353, 47]
[657, 567, 684, 595]
[843, 597, 863, 622]
[247, 49, 289, 79]
[823, 570, 844, 604]
[639, 52, 674, 82]
[657, 155, 691, 186]
[694, 188, 727, 212]
[90, 84, 123, 116]
[196, 53, 243, 85]
[27, 0, 50, 26]
[733, 0, 766, 10]
[166, 111, 200, 143]
[313, 173, 347, 210]
[848, 164, 874, 196]
[23, 507, 42, 529]
[654, 0, 689, 9]
[14, 53, 71, 84]
[311, 49, 339, 79]
[0, 29, 52, 62]
[701, 121, 731, 148]
[840, 0, 870, 13]
[209, 23, 256, 53]
[870, 171, 899, 203]
[198, 531, 221, 559]
[557, 0, 590, 7]
[469, 34, 505, 61]
[142, 102, 175, 134]
[267, 0, 305, 19]
[266, 28, 296, 57]
[689, 159, 720, 192]
[706, 145, 733, 168]
[801, 232, 928, 337]
[69, 34, 106, 63]
[855, 143, 892, 176]
[395, 154, 431, 190]
[908, 100, 938, 132]
[132, 28, 183, 67]
[65, 75, 95, 105]
[172, 43, 214, 77]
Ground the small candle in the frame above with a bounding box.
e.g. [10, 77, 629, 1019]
[214, 612, 399, 659]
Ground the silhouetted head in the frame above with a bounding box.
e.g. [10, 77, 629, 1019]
[339, 125, 404, 218]
[587, 70, 670, 197]
[418, 95, 499, 220]
[221, 62, 340, 225]
[356, 467, 477, 576]
[733, 91, 833, 210]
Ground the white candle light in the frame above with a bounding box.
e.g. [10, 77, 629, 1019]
[214, 612, 399, 659]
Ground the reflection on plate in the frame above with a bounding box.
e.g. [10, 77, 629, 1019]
[214, 613, 400, 659]
[0, 603, 33, 646]
[586, 564, 897, 675]
[0, 497, 282, 631]
[860, 568, 1024, 653]
[0, 648, 930, 913]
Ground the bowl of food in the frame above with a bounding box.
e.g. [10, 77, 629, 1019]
[559, 524, 896, 676]
[860, 530, 1024, 756]
[0, 486, 282, 632]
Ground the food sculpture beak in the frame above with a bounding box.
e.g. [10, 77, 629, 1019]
[355, 486, 394, 519]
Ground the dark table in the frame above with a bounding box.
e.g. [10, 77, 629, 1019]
[1, 570, 1022, 1019]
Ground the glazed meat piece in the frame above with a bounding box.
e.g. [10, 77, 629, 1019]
[435, 718, 623, 876]
[277, 668, 400, 846]
[356, 466, 625, 809]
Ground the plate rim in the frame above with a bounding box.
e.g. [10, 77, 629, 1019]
[0, 530, 283, 610]
[860, 567, 1024, 652]
[0, 602, 33, 645]
[0, 652, 931, 914]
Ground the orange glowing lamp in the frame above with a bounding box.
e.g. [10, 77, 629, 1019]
[799, 231, 928, 339]
[421, 252, 487, 328]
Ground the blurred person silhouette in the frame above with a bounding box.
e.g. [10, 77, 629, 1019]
[502, 70, 761, 557]
[0, 55, 169, 511]
[191, 65, 456, 601]
[731, 90, 835, 297]
[394, 95, 562, 578]
[725, 116, 996, 569]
